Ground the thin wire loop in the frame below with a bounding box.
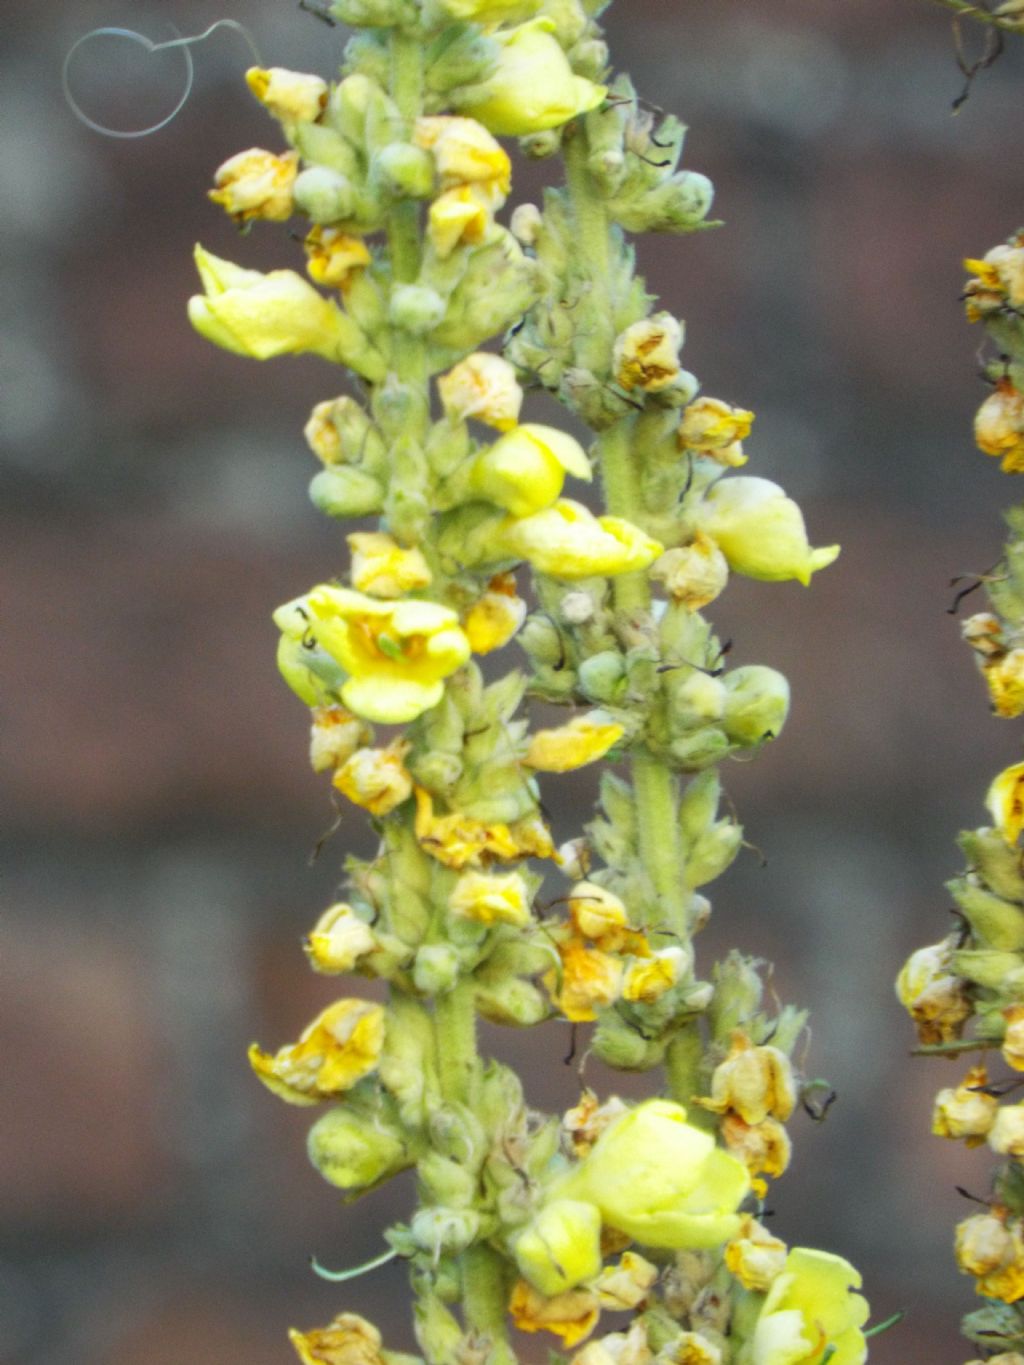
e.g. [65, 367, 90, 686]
[62, 19, 263, 139]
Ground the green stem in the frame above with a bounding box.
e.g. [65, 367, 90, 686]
[462, 1245, 515, 1365]
[633, 750, 687, 932]
[434, 977, 479, 1106]
[665, 1021, 714, 1118]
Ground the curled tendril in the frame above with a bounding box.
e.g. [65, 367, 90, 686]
[61, 19, 263, 139]
[310, 1248, 399, 1282]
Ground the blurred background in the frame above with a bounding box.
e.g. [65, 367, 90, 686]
[5, 0, 1024, 1360]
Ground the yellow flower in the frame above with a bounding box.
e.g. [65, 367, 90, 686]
[304, 227, 372, 291]
[414, 115, 511, 203]
[931, 1065, 998, 1146]
[975, 381, 1024, 473]
[274, 586, 471, 725]
[1004, 1004, 1024, 1069]
[289, 1312, 387, 1365]
[471, 425, 592, 518]
[246, 65, 328, 126]
[502, 499, 663, 579]
[509, 1280, 600, 1348]
[555, 1100, 751, 1249]
[309, 705, 372, 773]
[724, 1216, 788, 1293]
[414, 787, 555, 868]
[438, 353, 523, 431]
[696, 1031, 797, 1125]
[333, 741, 414, 816]
[720, 1114, 792, 1188]
[677, 397, 754, 467]
[669, 1334, 722, 1365]
[428, 185, 497, 259]
[562, 1092, 628, 1157]
[208, 147, 298, 223]
[304, 902, 377, 974]
[348, 532, 432, 599]
[697, 477, 839, 586]
[613, 314, 685, 393]
[525, 713, 624, 773]
[964, 238, 1024, 321]
[650, 534, 729, 610]
[622, 948, 688, 1003]
[567, 882, 637, 949]
[457, 19, 606, 137]
[963, 611, 1006, 659]
[249, 999, 385, 1105]
[985, 649, 1024, 718]
[188, 245, 372, 368]
[464, 573, 527, 652]
[547, 937, 624, 1022]
[988, 762, 1024, 846]
[895, 937, 972, 1044]
[592, 1253, 658, 1311]
[989, 1102, 1024, 1157]
[514, 1198, 604, 1296]
[449, 869, 532, 926]
[956, 1212, 1024, 1303]
[749, 1247, 869, 1365]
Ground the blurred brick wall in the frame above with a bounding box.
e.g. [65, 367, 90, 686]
[5, 2, 1024, 1362]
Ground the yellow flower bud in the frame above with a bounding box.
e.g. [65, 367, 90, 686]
[502, 499, 662, 579]
[932, 1065, 998, 1145]
[471, 424, 592, 518]
[246, 66, 328, 126]
[724, 1215, 788, 1292]
[622, 948, 689, 1004]
[208, 147, 298, 224]
[668, 1333, 722, 1365]
[333, 741, 414, 816]
[449, 870, 532, 926]
[985, 649, 1024, 718]
[650, 535, 729, 609]
[989, 1102, 1024, 1157]
[749, 1247, 869, 1365]
[249, 999, 385, 1105]
[556, 1099, 751, 1249]
[307, 1106, 408, 1191]
[697, 477, 839, 586]
[895, 937, 971, 1044]
[592, 1253, 658, 1311]
[275, 586, 471, 725]
[696, 1031, 797, 1125]
[525, 713, 624, 773]
[514, 1199, 604, 1296]
[304, 902, 377, 974]
[988, 762, 1024, 846]
[568, 882, 631, 944]
[348, 532, 432, 599]
[975, 381, 1024, 473]
[457, 19, 606, 137]
[309, 705, 372, 773]
[956, 1212, 1024, 1302]
[439, 353, 523, 431]
[428, 185, 496, 258]
[677, 397, 754, 467]
[289, 1313, 387, 1365]
[414, 115, 511, 201]
[1004, 1005, 1024, 1069]
[720, 1113, 792, 1184]
[304, 227, 372, 290]
[613, 314, 684, 393]
[464, 573, 527, 652]
[548, 937, 625, 1022]
[509, 1280, 600, 1348]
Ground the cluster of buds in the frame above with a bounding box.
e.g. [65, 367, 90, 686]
[900, 233, 1024, 1358]
[185, 0, 869, 1361]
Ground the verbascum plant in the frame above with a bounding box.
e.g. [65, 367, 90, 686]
[190, 3, 871, 1362]
[900, 232, 1024, 1364]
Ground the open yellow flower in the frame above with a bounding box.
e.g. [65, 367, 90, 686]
[304, 228, 372, 291]
[748, 1247, 869, 1365]
[428, 185, 497, 258]
[438, 353, 523, 431]
[988, 762, 1024, 846]
[696, 477, 838, 586]
[525, 713, 624, 773]
[471, 425, 592, 518]
[274, 586, 471, 725]
[414, 787, 555, 868]
[289, 1312, 387, 1365]
[332, 741, 413, 816]
[678, 397, 754, 467]
[502, 500, 663, 579]
[303, 902, 377, 974]
[249, 999, 385, 1105]
[546, 936, 624, 1022]
[464, 573, 527, 653]
[622, 948, 687, 1004]
[348, 532, 432, 599]
[613, 314, 684, 393]
[208, 147, 298, 224]
[246, 65, 328, 126]
[414, 115, 511, 203]
[509, 1280, 600, 1348]
[555, 1099, 751, 1249]
[449, 870, 532, 926]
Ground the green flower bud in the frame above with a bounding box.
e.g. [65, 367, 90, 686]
[413, 1294, 464, 1365]
[475, 977, 550, 1027]
[960, 827, 1024, 902]
[708, 950, 763, 1041]
[684, 821, 743, 890]
[591, 1009, 667, 1070]
[424, 26, 499, 95]
[309, 466, 385, 518]
[418, 1151, 477, 1207]
[331, 0, 417, 26]
[953, 948, 1024, 990]
[667, 671, 727, 728]
[610, 172, 715, 235]
[380, 997, 437, 1124]
[413, 944, 462, 996]
[520, 129, 563, 159]
[948, 876, 1024, 951]
[293, 123, 360, 177]
[519, 613, 567, 666]
[409, 750, 464, 797]
[373, 142, 436, 198]
[513, 1199, 603, 1296]
[293, 166, 355, 224]
[430, 239, 541, 363]
[307, 1105, 410, 1190]
[411, 1206, 481, 1255]
[667, 728, 731, 771]
[721, 666, 790, 746]
[679, 770, 723, 843]
[390, 285, 447, 335]
[578, 649, 628, 703]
